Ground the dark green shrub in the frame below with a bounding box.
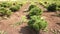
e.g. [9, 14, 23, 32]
[44, 2, 48, 4]
[28, 5, 37, 11]
[10, 5, 20, 12]
[47, 3, 57, 11]
[58, 5, 60, 8]
[29, 7, 43, 16]
[28, 16, 47, 31]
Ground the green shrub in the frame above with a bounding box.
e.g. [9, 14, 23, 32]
[56, 7, 60, 11]
[12, 2, 23, 6]
[44, 1, 48, 4]
[0, 7, 12, 16]
[6, 9, 12, 17]
[10, 5, 20, 12]
[10, 2, 22, 12]
[0, 7, 6, 16]
[29, 7, 43, 16]
[0, 2, 23, 17]
[0, 2, 12, 8]
[0, 2, 22, 12]
[28, 16, 47, 31]
[19, 4, 23, 6]
[58, 5, 60, 8]
[57, 5, 60, 11]
[28, 5, 36, 11]
[47, 3, 57, 11]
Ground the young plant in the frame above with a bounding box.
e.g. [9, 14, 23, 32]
[29, 7, 43, 16]
[28, 16, 47, 31]
[9, 2, 22, 12]
[28, 5, 37, 11]
[0, 7, 12, 17]
[6, 9, 12, 17]
[10, 5, 20, 12]
[0, 2, 12, 8]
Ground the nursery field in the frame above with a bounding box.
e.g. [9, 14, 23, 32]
[0, 0, 60, 34]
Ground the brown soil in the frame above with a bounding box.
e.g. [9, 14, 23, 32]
[0, 2, 60, 34]
[41, 12, 60, 34]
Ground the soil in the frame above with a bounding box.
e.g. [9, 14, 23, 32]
[41, 12, 60, 34]
[0, 2, 60, 34]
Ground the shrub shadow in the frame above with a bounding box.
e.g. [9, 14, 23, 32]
[26, 15, 31, 19]
[56, 23, 60, 26]
[19, 26, 40, 34]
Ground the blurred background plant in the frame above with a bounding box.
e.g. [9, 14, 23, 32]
[0, 30, 7, 34]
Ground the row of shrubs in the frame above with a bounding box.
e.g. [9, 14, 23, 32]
[0, 2, 22, 17]
[28, 5, 47, 32]
[39, 1, 60, 11]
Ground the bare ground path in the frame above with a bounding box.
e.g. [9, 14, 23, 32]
[0, 2, 30, 34]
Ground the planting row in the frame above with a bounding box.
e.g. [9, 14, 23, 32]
[0, 1, 22, 17]
[39, 1, 60, 11]
[28, 5, 47, 33]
